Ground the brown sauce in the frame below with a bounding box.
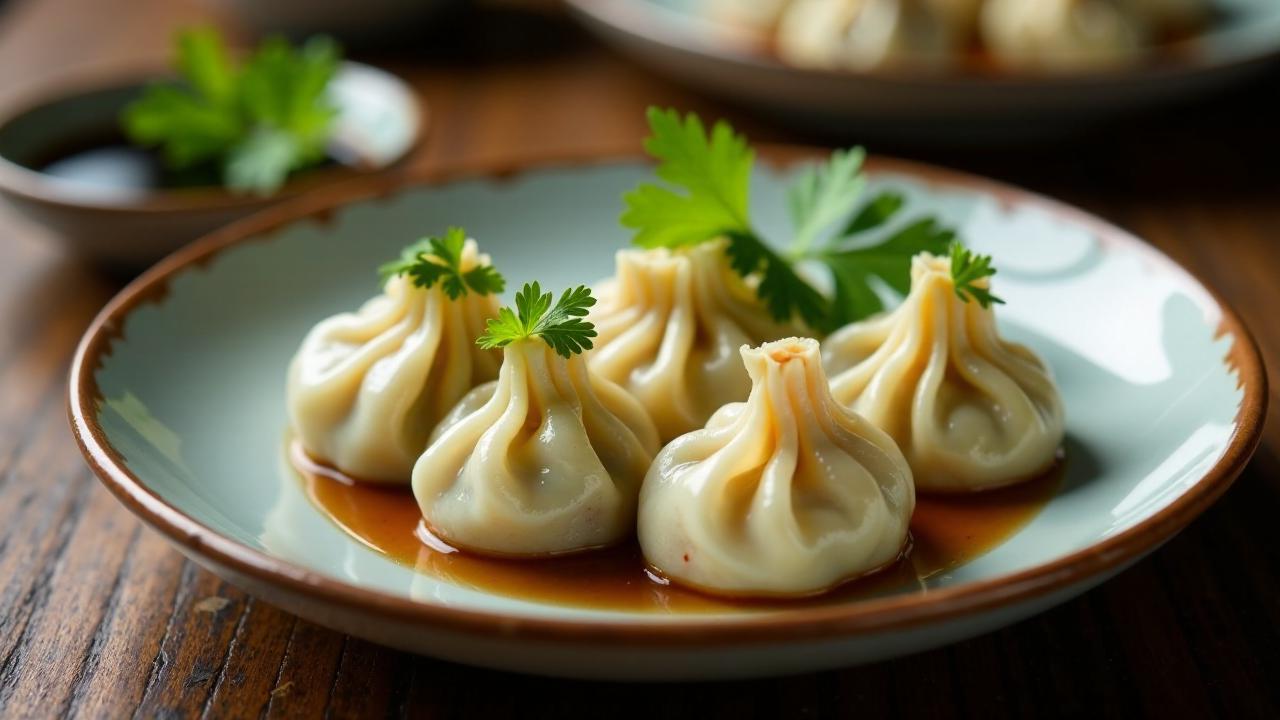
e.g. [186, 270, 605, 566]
[290, 443, 1061, 612]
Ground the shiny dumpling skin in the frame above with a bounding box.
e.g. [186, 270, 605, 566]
[286, 240, 500, 484]
[824, 253, 1064, 492]
[638, 338, 914, 597]
[588, 242, 802, 443]
[981, 0, 1146, 71]
[412, 340, 660, 557]
[777, 0, 957, 71]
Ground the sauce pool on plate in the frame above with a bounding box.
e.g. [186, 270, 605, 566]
[289, 442, 1061, 612]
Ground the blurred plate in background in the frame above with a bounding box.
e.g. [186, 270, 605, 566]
[565, 0, 1280, 138]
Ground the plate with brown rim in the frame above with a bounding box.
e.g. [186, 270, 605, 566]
[67, 148, 1265, 680]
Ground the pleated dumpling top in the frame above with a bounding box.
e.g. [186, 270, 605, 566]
[413, 337, 659, 557]
[286, 238, 500, 483]
[588, 241, 802, 442]
[638, 338, 914, 597]
[824, 252, 1064, 492]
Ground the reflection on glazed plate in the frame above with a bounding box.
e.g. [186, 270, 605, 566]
[68, 150, 1265, 680]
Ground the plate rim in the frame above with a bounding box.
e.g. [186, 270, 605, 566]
[67, 147, 1268, 646]
[565, 0, 1280, 87]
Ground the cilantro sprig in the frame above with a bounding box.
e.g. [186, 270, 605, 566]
[949, 242, 1005, 308]
[477, 282, 597, 358]
[378, 227, 505, 299]
[621, 107, 960, 332]
[121, 27, 340, 194]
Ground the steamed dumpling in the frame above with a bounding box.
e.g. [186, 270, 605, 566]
[777, 0, 957, 71]
[825, 253, 1064, 492]
[588, 241, 802, 442]
[412, 339, 659, 557]
[639, 338, 914, 597]
[981, 0, 1146, 71]
[286, 240, 500, 483]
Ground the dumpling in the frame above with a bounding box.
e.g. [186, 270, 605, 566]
[776, 0, 957, 71]
[286, 239, 500, 483]
[824, 252, 1064, 492]
[588, 241, 802, 443]
[412, 338, 660, 557]
[638, 338, 914, 597]
[981, 0, 1147, 71]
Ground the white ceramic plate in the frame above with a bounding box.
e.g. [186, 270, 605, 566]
[565, 0, 1280, 136]
[69, 151, 1265, 680]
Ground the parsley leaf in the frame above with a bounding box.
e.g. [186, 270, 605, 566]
[949, 242, 1005, 308]
[725, 232, 832, 333]
[621, 107, 829, 329]
[620, 107, 754, 248]
[620, 108, 965, 332]
[841, 191, 905, 236]
[788, 147, 866, 255]
[477, 282, 598, 358]
[377, 227, 505, 299]
[820, 219, 956, 326]
[121, 27, 340, 195]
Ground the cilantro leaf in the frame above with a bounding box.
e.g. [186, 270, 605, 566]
[122, 83, 243, 168]
[377, 227, 505, 299]
[618, 108, 966, 333]
[949, 242, 1005, 308]
[176, 27, 236, 105]
[787, 147, 866, 254]
[621, 107, 754, 248]
[820, 218, 955, 325]
[841, 191, 905, 236]
[237, 36, 338, 171]
[121, 27, 340, 195]
[621, 107, 828, 329]
[477, 282, 597, 358]
[225, 127, 299, 193]
[725, 232, 832, 333]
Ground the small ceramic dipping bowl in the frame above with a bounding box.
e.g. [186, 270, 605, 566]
[0, 61, 424, 269]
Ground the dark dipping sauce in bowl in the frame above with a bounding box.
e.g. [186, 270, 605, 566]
[36, 136, 222, 192]
[289, 442, 1062, 612]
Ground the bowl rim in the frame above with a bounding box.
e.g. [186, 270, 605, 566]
[67, 146, 1268, 646]
[0, 57, 428, 215]
[564, 0, 1280, 86]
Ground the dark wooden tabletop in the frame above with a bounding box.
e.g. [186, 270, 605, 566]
[1, 0, 1277, 717]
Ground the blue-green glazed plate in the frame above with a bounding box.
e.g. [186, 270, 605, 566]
[69, 151, 1266, 680]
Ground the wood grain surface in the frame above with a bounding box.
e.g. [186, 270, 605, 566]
[0, 0, 1277, 717]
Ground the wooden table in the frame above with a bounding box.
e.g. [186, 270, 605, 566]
[1, 0, 1277, 716]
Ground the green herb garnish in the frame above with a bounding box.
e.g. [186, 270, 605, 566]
[121, 27, 340, 194]
[819, 218, 957, 326]
[477, 282, 597, 358]
[378, 227, 505, 299]
[949, 242, 1005, 308]
[621, 107, 957, 332]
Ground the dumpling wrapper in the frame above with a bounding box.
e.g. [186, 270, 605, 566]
[777, 0, 958, 71]
[588, 241, 802, 442]
[825, 253, 1064, 492]
[412, 339, 660, 557]
[286, 239, 501, 484]
[981, 0, 1147, 71]
[638, 337, 914, 598]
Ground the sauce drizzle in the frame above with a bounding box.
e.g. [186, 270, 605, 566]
[290, 443, 1061, 612]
